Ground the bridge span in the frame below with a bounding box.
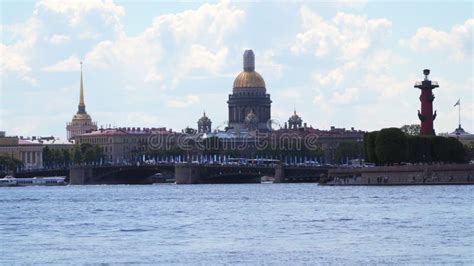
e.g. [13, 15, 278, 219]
[175, 164, 328, 184]
[10, 163, 329, 185]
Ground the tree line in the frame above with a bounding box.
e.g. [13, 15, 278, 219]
[364, 127, 469, 165]
[43, 143, 103, 168]
[0, 155, 23, 172]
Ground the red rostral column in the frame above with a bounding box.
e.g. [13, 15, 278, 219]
[414, 69, 439, 135]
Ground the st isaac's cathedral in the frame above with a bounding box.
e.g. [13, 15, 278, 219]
[227, 50, 272, 131]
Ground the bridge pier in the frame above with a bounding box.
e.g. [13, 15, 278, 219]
[175, 163, 201, 184]
[274, 164, 285, 183]
[69, 166, 93, 185]
[69, 165, 158, 185]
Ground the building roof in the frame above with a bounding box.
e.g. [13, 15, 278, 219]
[18, 140, 43, 146]
[233, 71, 266, 89]
[203, 126, 364, 140]
[448, 126, 474, 140]
[77, 127, 175, 137]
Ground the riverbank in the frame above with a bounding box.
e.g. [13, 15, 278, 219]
[323, 164, 474, 186]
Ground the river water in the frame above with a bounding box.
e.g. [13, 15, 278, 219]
[1, 184, 473, 264]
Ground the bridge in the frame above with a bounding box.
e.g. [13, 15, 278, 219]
[69, 164, 175, 185]
[8, 163, 329, 185]
[174, 164, 328, 184]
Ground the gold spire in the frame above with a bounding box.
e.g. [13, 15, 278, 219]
[79, 62, 85, 107]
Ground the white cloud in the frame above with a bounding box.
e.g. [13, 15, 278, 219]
[81, 1, 245, 90]
[291, 7, 392, 60]
[0, 43, 32, 73]
[125, 112, 160, 126]
[331, 87, 359, 104]
[278, 88, 302, 99]
[22, 76, 39, 86]
[0, 17, 40, 82]
[42, 55, 81, 72]
[145, 69, 164, 83]
[400, 18, 473, 61]
[332, 0, 368, 10]
[35, 0, 125, 27]
[182, 45, 228, 74]
[313, 93, 332, 113]
[149, 1, 244, 46]
[47, 34, 70, 44]
[167, 95, 201, 108]
[315, 65, 346, 86]
[259, 50, 285, 80]
[78, 31, 100, 40]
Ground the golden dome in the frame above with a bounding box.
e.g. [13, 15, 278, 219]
[72, 113, 92, 121]
[233, 71, 266, 88]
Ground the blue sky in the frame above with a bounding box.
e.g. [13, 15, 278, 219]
[1, 0, 472, 140]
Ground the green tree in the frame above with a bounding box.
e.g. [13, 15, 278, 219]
[430, 136, 447, 162]
[80, 143, 94, 154]
[365, 131, 378, 164]
[446, 137, 468, 163]
[468, 141, 474, 161]
[406, 136, 429, 163]
[0, 155, 23, 172]
[400, 124, 421, 136]
[63, 149, 71, 167]
[52, 149, 63, 167]
[93, 145, 102, 163]
[73, 145, 82, 163]
[335, 141, 363, 163]
[83, 149, 96, 163]
[42, 146, 52, 168]
[375, 128, 407, 165]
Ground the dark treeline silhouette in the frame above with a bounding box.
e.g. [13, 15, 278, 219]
[364, 128, 469, 165]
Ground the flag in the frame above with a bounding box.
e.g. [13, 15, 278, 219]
[454, 99, 460, 107]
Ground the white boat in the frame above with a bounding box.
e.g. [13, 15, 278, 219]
[0, 176, 18, 187]
[0, 176, 67, 187]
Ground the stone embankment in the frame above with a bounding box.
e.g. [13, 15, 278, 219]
[323, 164, 474, 186]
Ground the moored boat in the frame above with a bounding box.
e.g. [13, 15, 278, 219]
[0, 176, 67, 187]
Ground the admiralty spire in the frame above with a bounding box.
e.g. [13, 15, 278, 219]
[66, 62, 97, 141]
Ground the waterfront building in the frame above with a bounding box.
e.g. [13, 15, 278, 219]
[197, 112, 212, 133]
[75, 127, 176, 163]
[227, 50, 272, 131]
[0, 131, 43, 170]
[273, 126, 364, 163]
[66, 63, 97, 141]
[415, 69, 438, 135]
[202, 125, 364, 163]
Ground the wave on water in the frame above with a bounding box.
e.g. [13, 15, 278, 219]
[0, 198, 41, 203]
[119, 228, 152, 232]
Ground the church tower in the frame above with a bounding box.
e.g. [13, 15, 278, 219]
[197, 111, 212, 133]
[288, 110, 303, 129]
[227, 50, 272, 131]
[66, 62, 97, 141]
